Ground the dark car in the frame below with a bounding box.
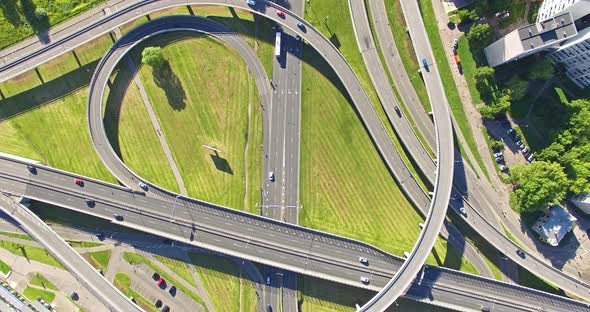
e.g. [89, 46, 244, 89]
[516, 249, 526, 259]
[27, 165, 37, 174]
[86, 200, 95, 208]
[297, 22, 306, 32]
[169, 285, 177, 297]
[422, 58, 429, 72]
[113, 214, 124, 221]
[394, 106, 401, 117]
[152, 272, 160, 281]
[97, 233, 105, 241]
[155, 299, 162, 308]
[162, 305, 170, 312]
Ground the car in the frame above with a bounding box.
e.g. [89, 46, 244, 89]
[157, 277, 166, 288]
[500, 165, 509, 173]
[74, 179, 84, 186]
[422, 58, 429, 72]
[527, 154, 535, 162]
[296, 35, 301, 41]
[394, 105, 401, 116]
[267, 305, 273, 312]
[513, 134, 522, 142]
[459, 207, 466, 215]
[495, 155, 504, 163]
[154, 299, 162, 308]
[152, 272, 160, 281]
[521, 146, 529, 154]
[246, 0, 256, 6]
[162, 305, 170, 312]
[169, 285, 177, 297]
[113, 214, 124, 221]
[138, 181, 148, 190]
[493, 151, 503, 158]
[97, 233, 105, 241]
[297, 22, 306, 32]
[360, 276, 370, 284]
[453, 38, 458, 47]
[26, 165, 37, 174]
[516, 249, 526, 259]
[269, 172, 275, 182]
[451, 194, 460, 201]
[70, 292, 79, 301]
[266, 276, 271, 285]
[359, 256, 368, 264]
[506, 128, 515, 136]
[276, 10, 285, 18]
[86, 199, 95, 208]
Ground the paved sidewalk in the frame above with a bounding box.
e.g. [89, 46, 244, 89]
[113, 27, 188, 195]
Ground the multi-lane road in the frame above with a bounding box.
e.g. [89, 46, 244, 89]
[0, 157, 588, 312]
[0, 0, 590, 310]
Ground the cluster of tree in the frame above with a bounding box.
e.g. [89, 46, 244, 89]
[456, 9, 479, 24]
[142, 47, 165, 69]
[511, 99, 590, 213]
[466, 23, 494, 49]
[1, 0, 50, 32]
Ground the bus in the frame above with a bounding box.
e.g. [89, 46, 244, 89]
[275, 31, 281, 57]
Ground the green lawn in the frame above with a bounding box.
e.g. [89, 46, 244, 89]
[0, 0, 105, 49]
[104, 64, 180, 193]
[0, 240, 63, 269]
[457, 35, 483, 105]
[0, 231, 33, 241]
[121, 33, 261, 211]
[0, 258, 10, 275]
[86, 250, 111, 272]
[518, 266, 564, 296]
[67, 241, 103, 248]
[0, 39, 116, 183]
[113, 273, 159, 312]
[153, 255, 198, 288]
[122, 252, 207, 310]
[23, 287, 55, 303]
[418, 0, 489, 180]
[30, 273, 58, 291]
[189, 253, 256, 312]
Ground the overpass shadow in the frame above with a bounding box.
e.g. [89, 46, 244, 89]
[0, 60, 98, 122]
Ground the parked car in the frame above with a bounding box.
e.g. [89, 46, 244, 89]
[74, 179, 84, 186]
[493, 150, 503, 158]
[495, 155, 504, 163]
[169, 286, 177, 297]
[152, 272, 160, 281]
[157, 277, 166, 288]
[521, 146, 529, 154]
[154, 299, 162, 308]
[162, 305, 170, 312]
[506, 128, 515, 136]
[500, 165, 509, 173]
[453, 38, 458, 48]
[527, 154, 535, 162]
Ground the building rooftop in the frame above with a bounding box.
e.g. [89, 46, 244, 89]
[532, 205, 577, 246]
[485, 12, 578, 67]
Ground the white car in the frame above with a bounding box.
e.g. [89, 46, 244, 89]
[360, 276, 370, 284]
[459, 207, 467, 215]
[246, 0, 256, 6]
[269, 172, 275, 182]
[359, 256, 368, 264]
[266, 276, 271, 285]
[138, 181, 148, 190]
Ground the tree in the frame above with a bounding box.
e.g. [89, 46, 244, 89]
[528, 59, 555, 81]
[480, 91, 511, 119]
[510, 161, 569, 213]
[474, 66, 495, 85]
[466, 23, 494, 49]
[457, 9, 479, 24]
[490, 139, 504, 151]
[142, 47, 165, 68]
[505, 76, 528, 101]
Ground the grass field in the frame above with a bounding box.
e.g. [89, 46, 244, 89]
[153, 254, 198, 288]
[0, 240, 63, 269]
[113, 273, 159, 312]
[86, 250, 111, 272]
[67, 241, 102, 248]
[299, 43, 476, 272]
[23, 287, 55, 303]
[118, 33, 261, 211]
[0, 258, 10, 275]
[30, 273, 58, 291]
[0, 35, 116, 183]
[122, 252, 207, 309]
[0, 0, 105, 49]
[189, 253, 256, 312]
[0, 231, 33, 241]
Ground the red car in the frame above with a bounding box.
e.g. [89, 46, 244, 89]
[156, 277, 165, 286]
[276, 10, 285, 18]
[74, 179, 84, 186]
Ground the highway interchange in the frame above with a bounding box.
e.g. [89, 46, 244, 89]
[0, 0, 589, 311]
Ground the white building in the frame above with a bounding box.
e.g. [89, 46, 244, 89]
[532, 205, 577, 246]
[570, 192, 590, 214]
[537, 0, 590, 23]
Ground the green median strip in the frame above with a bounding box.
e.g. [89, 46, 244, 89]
[0, 240, 64, 269]
[23, 287, 55, 303]
[30, 273, 58, 291]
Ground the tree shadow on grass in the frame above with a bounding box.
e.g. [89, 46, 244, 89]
[209, 153, 233, 175]
[0, 0, 21, 26]
[153, 60, 186, 111]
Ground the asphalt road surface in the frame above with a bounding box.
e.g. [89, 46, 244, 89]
[1, 0, 589, 309]
[0, 194, 142, 312]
